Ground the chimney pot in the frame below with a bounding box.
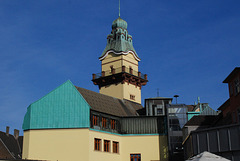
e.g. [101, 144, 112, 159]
[14, 129, 19, 139]
[6, 126, 9, 136]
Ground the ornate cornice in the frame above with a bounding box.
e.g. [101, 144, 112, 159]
[99, 50, 140, 61]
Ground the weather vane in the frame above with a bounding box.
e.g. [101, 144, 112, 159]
[119, 0, 120, 17]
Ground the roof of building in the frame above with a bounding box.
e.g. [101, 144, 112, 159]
[212, 112, 232, 126]
[217, 98, 230, 111]
[186, 151, 230, 161]
[184, 115, 217, 126]
[99, 17, 140, 61]
[145, 97, 172, 100]
[76, 86, 143, 117]
[187, 105, 196, 112]
[223, 67, 240, 83]
[0, 131, 22, 159]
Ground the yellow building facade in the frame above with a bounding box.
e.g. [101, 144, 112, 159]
[23, 129, 168, 161]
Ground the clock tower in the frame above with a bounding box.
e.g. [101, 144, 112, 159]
[92, 17, 148, 104]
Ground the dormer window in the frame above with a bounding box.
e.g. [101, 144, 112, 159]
[102, 117, 107, 128]
[92, 115, 99, 126]
[110, 119, 116, 129]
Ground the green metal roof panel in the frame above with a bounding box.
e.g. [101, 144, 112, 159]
[187, 112, 201, 121]
[22, 80, 90, 130]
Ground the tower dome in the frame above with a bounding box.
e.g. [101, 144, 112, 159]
[112, 17, 128, 29]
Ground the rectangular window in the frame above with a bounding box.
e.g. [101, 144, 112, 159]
[102, 117, 107, 128]
[130, 94, 135, 100]
[93, 115, 99, 126]
[234, 78, 240, 95]
[94, 138, 101, 151]
[104, 140, 110, 152]
[113, 141, 119, 153]
[130, 154, 141, 161]
[157, 108, 163, 115]
[111, 119, 116, 129]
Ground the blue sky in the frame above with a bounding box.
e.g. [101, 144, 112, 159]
[0, 0, 240, 134]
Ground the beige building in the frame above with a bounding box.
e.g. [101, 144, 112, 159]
[22, 17, 168, 161]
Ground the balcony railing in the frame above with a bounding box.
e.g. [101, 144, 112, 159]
[92, 66, 147, 80]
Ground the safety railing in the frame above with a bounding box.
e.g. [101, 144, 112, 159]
[92, 66, 147, 80]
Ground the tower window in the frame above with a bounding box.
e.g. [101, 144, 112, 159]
[129, 67, 133, 74]
[130, 94, 135, 100]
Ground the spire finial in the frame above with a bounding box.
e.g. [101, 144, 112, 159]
[119, 0, 120, 17]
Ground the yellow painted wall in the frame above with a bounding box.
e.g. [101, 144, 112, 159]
[100, 53, 141, 104]
[22, 129, 89, 161]
[100, 83, 124, 100]
[121, 135, 168, 161]
[123, 83, 141, 104]
[23, 129, 168, 161]
[102, 52, 122, 72]
[99, 83, 141, 104]
[89, 130, 121, 161]
[101, 52, 138, 72]
[122, 53, 138, 71]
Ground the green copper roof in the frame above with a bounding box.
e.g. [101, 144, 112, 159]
[22, 80, 90, 130]
[99, 17, 140, 61]
[112, 17, 127, 29]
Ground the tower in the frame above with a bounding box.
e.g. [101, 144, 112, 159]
[92, 17, 148, 104]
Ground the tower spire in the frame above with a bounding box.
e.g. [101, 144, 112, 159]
[119, 0, 120, 17]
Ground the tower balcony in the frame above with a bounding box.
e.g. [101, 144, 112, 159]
[92, 66, 148, 89]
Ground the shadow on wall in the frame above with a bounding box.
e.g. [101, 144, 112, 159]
[158, 135, 168, 161]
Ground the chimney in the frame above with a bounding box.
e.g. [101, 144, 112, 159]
[6, 126, 10, 136]
[14, 129, 19, 139]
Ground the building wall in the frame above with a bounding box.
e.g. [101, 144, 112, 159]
[22, 129, 90, 161]
[101, 52, 122, 71]
[100, 80, 141, 104]
[123, 83, 141, 104]
[183, 124, 240, 160]
[101, 52, 138, 72]
[121, 135, 168, 161]
[100, 83, 124, 100]
[223, 71, 240, 122]
[121, 53, 138, 71]
[23, 128, 168, 161]
[100, 53, 141, 103]
[89, 130, 121, 161]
